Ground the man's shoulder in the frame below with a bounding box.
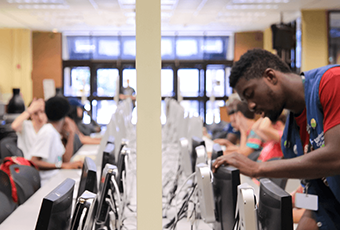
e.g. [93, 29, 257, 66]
[38, 123, 58, 136]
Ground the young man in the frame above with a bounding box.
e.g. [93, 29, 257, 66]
[29, 96, 83, 186]
[212, 49, 340, 229]
[11, 98, 47, 158]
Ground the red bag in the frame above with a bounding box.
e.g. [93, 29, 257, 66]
[0, 156, 37, 203]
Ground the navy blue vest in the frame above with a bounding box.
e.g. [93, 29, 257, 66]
[281, 65, 340, 229]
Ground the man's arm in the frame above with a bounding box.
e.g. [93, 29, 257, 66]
[11, 98, 44, 132]
[62, 117, 76, 162]
[31, 156, 83, 170]
[212, 124, 340, 179]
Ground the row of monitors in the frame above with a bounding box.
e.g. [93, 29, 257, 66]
[35, 137, 128, 230]
[34, 134, 293, 230]
[186, 136, 293, 230]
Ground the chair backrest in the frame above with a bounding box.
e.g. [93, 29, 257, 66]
[262, 157, 288, 190]
[9, 164, 41, 205]
[0, 136, 23, 159]
[247, 150, 261, 161]
[0, 170, 17, 224]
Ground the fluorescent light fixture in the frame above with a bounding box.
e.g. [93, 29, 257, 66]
[232, 0, 288, 3]
[18, 4, 69, 9]
[118, 0, 178, 10]
[226, 4, 278, 9]
[9, 0, 64, 3]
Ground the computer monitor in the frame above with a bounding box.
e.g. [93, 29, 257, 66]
[258, 178, 293, 230]
[95, 163, 118, 229]
[191, 136, 205, 173]
[70, 190, 97, 230]
[77, 157, 98, 199]
[196, 163, 215, 223]
[35, 178, 75, 230]
[107, 135, 115, 144]
[212, 164, 240, 230]
[179, 137, 192, 177]
[211, 143, 223, 161]
[101, 143, 115, 178]
[116, 146, 129, 193]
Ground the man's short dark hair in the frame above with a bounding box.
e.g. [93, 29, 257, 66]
[236, 101, 255, 119]
[45, 96, 70, 122]
[229, 49, 292, 88]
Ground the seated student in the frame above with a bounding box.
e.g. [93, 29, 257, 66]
[214, 93, 241, 145]
[11, 98, 47, 158]
[67, 98, 101, 145]
[223, 101, 264, 157]
[251, 112, 287, 162]
[28, 96, 83, 186]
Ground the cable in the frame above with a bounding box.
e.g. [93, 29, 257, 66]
[164, 183, 197, 230]
[174, 172, 196, 227]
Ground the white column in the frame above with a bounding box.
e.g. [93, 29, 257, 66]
[136, 0, 162, 229]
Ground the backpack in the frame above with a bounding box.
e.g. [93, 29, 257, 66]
[0, 156, 37, 203]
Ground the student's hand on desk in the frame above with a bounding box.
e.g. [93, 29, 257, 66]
[212, 152, 259, 177]
[61, 161, 83, 169]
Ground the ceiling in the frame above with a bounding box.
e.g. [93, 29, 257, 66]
[0, 0, 339, 35]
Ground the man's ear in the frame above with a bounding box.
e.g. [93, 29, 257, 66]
[263, 68, 278, 85]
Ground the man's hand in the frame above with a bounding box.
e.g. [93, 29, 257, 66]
[61, 161, 83, 169]
[212, 152, 260, 177]
[26, 98, 45, 115]
[62, 117, 77, 136]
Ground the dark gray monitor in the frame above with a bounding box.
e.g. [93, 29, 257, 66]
[77, 157, 98, 199]
[212, 164, 240, 230]
[35, 178, 75, 230]
[258, 178, 293, 230]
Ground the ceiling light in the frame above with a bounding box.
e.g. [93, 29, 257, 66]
[17, 4, 69, 9]
[232, 0, 288, 3]
[9, 0, 64, 3]
[226, 4, 278, 9]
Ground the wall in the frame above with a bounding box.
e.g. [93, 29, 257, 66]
[32, 31, 62, 99]
[301, 10, 328, 71]
[263, 27, 276, 54]
[234, 31, 263, 61]
[0, 29, 32, 106]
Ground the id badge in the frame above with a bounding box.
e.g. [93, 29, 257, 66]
[295, 193, 318, 211]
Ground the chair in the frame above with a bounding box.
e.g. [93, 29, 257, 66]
[0, 136, 23, 160]
[262, 157, 288, 190]
[0, 170, 17, 224]
[247, 150, 261, 161]
[9, 164, 41, 205]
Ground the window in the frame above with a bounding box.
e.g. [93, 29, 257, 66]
[178, 69, 199, 97]
[63, 35, 232, 125]
[206, 100, 225, 125]
[329, 11, 340, 64]
[161, 69, 174, 97]
[92, 100, 117, 125]
[63, 66, 91, 97]
[206, 65, 226, 97]
[122, 69, 137, 94]
[96, 68, 119, 97]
